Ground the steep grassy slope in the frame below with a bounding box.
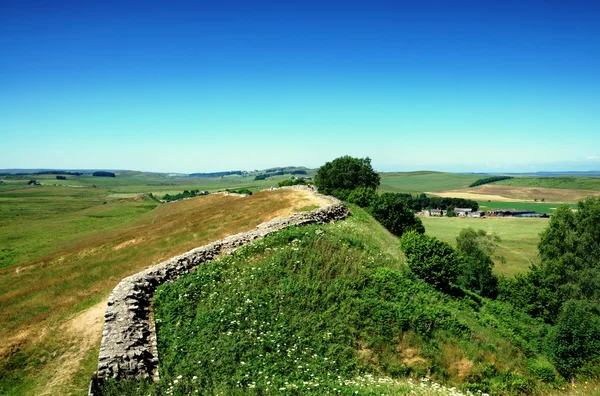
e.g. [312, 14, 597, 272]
[0, 189, 324, 395]
[103, 207, 564, 395]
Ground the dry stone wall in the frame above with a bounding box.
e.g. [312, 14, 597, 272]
[91, 188, 348, 392]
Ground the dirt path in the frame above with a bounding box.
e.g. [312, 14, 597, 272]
[36, 300, 106, 396]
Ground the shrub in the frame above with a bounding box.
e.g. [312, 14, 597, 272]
[314, 156, 380, 198]
[369, 193, 424, 237]
[346, 187, 377, 208]
[527, 357, 557, 383]
[400, 231, 462, 292]
[277, 179, 307, 187]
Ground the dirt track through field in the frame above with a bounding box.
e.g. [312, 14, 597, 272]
[431, 184, 600, 203]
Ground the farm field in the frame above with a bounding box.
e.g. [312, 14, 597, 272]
[421, 217, 548, 276]
[0, 186, 326, 395]
[378, 171, 484, 193]
[495, 176, 600, 191]
[433, 184, 600, 203]
[478, 201, 577, 213]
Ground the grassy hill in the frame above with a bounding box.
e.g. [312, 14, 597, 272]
[101, 206, 567, 395]
[0, 188, 324, 395]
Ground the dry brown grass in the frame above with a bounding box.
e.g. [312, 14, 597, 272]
[0, 189, 327, 395]
[433, 185, 600, 203]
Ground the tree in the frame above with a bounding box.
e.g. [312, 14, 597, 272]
[369, 193, 424, 237]
[314, 156, 380, 197]
[456, 228, 500, 298]
[400, 231, 462, 292]
[346, 187, 377, 208]
[548, 300, 600, 380]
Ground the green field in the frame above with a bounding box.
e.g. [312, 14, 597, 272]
[495, 176, 600, 191]
[421, 217, 549, 276]
[478, 201, 577, 213]
[379, 171, 485, 193]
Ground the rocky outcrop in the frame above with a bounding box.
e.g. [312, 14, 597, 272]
[91, 188, 348, 391]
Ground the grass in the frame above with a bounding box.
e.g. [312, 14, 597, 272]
[101, 206, 564, 395]
[495, 177, 600, 191]
[0, 187, 323, 395]
[379, 172, 485, 194]
[478, 201, 577, 213]
[421, 217, 549, 276]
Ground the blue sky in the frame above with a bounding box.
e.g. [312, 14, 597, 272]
[1, 0, 599, 173]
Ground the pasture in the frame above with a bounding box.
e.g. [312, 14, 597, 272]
[0, 185, 325, 395]
[379, 171, 484, 193]
[421, 217, 549, 277]
[495, 176, 600, 191]
[478, 200, 577, 213]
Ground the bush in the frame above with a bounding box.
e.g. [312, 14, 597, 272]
[527, 357, 558, 383]
[548, 299, 600, 379]
[346, 187, 377, 208]
[314, 156, 380, 198]
[277, 179, 307, 187]
[400, 231, 462, 292]
[369, 193, 424, 237]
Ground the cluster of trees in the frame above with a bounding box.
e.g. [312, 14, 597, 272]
[27, 179, 41, 185]
[469, 175, 513, 188]
[496, 198, 600, 379]
[395, 193, 478, 212]
[36, 171, 83, 176]
[162, 189, 208, 202]
[56, 175, 67, 180]
[93, 171, 115, 177]
[189, 171, 243, 177]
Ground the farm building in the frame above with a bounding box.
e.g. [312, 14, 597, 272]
[469, 211, 485, 218]
[429, 209, 446, 217]
[486, 209, 549, 218]
[455, 208, 472, 217]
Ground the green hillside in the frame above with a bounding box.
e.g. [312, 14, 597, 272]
[102, 206, 564, 395]
[379, 172, 484, 193]
[494, 177, 600, 191]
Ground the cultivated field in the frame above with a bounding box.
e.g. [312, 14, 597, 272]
[432, 184, 600, 203]
[478, 201, 577, 213]
[421, 217, 549, 276]
[0, 185, 326, 395]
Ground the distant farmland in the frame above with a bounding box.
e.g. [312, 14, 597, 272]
[379, 171, 484, 193]
[494, 176, 600, 191]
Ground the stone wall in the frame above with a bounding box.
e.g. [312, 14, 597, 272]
[91, 188, 348, 392]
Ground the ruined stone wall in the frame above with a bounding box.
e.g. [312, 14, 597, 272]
[91, 188, 348, 392]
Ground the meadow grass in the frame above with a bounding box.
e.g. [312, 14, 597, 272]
[421, 217, 549, 276]
[379, 172, 484, 194]
[0, 187, 323, 395]
[495, 177, 600, 191]
[477, 201, 577, 213]
[101, 207, 563, 395]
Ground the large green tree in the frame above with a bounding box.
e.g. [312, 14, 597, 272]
[369, 193, 424, 237]
[455, 228, 500, 298]
[314, 156, 380, 197]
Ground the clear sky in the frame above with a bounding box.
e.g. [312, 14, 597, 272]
[1, 0, 599, 173]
